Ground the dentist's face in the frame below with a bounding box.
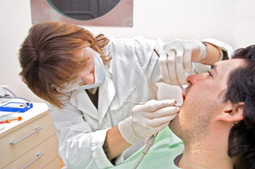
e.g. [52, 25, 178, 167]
[169, 59, 245, 143]
[74, 47, 96, 85]
[58, 47, 96, 92]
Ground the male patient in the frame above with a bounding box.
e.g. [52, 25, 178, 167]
[169, 44, 255, 169]
[108, 45, 255, 169]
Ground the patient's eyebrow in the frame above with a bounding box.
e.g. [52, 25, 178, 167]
[211, 65, 218, 76]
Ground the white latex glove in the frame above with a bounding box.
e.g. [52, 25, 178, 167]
[118, 99, 179, 144]
[159, 38, 207, 85]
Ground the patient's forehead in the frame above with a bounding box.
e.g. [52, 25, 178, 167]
[215, 59, 246, 76]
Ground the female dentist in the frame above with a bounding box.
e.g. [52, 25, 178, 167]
[18, 22, 232, 169]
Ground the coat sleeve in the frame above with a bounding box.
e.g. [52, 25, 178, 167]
[108, 36, 165, 85]
[109, 36, 233, 84]
[47, 101, 113, 169]
[192, 38, 233, 74]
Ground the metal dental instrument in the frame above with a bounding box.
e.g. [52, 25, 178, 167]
[153, 49, 160, 57]
[127, 101, 182, 107]
[127, 101, 146, 105]
[153, 49, 187, 95]
[177, 78, 186, 95]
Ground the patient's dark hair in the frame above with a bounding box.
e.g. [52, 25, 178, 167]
[224, 45, 255, 169]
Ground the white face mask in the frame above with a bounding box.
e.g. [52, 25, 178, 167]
[56, 47, 106, 93]
[75, 47, 106, 90]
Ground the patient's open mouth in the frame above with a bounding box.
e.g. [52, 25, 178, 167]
[182, 86, 190, 102]
[182, 92, 186, 102]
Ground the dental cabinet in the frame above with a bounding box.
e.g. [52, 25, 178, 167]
[0, 102, 60, 169]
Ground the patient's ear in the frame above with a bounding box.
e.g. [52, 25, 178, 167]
[217, 101, 244, 123]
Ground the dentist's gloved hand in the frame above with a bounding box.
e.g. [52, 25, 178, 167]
[118, 99, 179, 144]
[159, 38, 207, 85]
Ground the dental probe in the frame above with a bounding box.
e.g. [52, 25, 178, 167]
[177, 81, 187, 95]
[127, 101, 182, 107]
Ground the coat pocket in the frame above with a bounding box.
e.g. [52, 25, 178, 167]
[109, 87, 139, 126]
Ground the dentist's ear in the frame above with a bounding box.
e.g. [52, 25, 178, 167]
[217, 101, 244, 123]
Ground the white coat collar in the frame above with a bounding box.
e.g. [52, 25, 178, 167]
[70, 89, 98, 119]
[98, 62, 115, 126]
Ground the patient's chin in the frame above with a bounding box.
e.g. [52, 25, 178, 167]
[169, 116, 179, 134]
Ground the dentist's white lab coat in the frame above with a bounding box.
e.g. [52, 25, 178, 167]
[47, 36, 232, 169]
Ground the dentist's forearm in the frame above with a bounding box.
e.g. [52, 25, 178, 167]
[104, 125, 131, 160]
[200, 42, 222, 65]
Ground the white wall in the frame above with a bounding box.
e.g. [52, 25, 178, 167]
[1, 0, 255, 102]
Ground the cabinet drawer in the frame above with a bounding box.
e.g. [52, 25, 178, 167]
[3, 135, 59, 169]
[0, 114, 56, 168]
[43, 157, 61, 169]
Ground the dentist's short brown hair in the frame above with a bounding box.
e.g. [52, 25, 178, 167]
[19, 22, 110, 108]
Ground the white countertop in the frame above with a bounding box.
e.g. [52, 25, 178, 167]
[0, 101, 49, 134]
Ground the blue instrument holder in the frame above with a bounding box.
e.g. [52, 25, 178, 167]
[0, 102, 33, 113]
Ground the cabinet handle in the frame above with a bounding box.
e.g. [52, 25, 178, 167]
[21, 153, 44, 169]
[10, 127, 42, 145]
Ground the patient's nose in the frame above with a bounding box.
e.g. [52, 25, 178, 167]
[186, 74, 205, 85]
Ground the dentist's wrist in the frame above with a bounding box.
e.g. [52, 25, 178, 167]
[118, 116, 141, 144]
[194, 42, 208, 63]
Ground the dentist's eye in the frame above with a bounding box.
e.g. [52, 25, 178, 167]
[207, 71, 213, 77]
